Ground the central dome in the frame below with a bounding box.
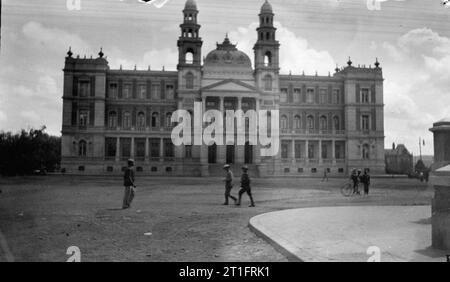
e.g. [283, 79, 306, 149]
[204, 36, 252, 70]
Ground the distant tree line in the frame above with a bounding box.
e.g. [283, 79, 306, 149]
[0, 127, 61, 176]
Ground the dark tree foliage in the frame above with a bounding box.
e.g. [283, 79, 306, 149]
[0, 126, 61, 176]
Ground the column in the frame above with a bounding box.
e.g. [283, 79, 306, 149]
[256, 98, 260, 113]
[219, 96, 224, 113]
[115, 137, 120, 162]
[332, 139, 336, 165]
[305, 140, 309, 164]
[291, 139, 296, 164]
[237, 97, 242, 111]
[202, 97, 206, 117]
[145, 138, 149, 162]
[318, 140, 322, 164]
[160, 138, 164, 162]
[131, 137, 135, 159]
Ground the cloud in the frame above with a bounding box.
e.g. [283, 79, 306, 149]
[229, 22, 336, 75]
[376, 27, 450, 154]
[22, 21, 94, 56]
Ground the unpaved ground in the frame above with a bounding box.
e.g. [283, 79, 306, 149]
[0, 176, 431, 262]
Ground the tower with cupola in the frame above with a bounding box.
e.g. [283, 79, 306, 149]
[254, 0, 280, 93]
[177, 0, 202, 94]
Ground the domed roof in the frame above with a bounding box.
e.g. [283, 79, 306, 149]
[204, 36, 252, 70]
[261, 0, 273, 14]
[184, 0, 197, 10]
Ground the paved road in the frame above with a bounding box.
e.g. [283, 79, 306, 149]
[0, 176, 431, 261]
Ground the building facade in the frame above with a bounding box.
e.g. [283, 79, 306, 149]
[61, 0, 385, 177]
[385, 143, 413, 175]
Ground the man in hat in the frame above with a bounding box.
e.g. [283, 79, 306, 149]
[223, 164, 237, 205]
[122, 159, 137, 209]
[361, 168, 371, 196]
[237, 166, 255, 207]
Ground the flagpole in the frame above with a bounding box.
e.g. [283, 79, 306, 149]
[419, 137, 422, 160]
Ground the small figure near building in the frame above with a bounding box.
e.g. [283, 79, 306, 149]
[237, 166, 255, 208]
[361, 169, 371, 196]
[122, 159, 136, 209]
[321, 168, 329, 182]
[223, 164, 237, 205]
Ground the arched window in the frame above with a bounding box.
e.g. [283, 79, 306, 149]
[186, 72, 194, 89]
[185, 49, 194, 64]
[137, 112, 145, 129]
[152, 112, 160, 128]
[264, 51, 272, 67]
[108, 111, 117, 128]
[294, 115, 301, 129]
[362, 144, 370, 160]
[307, 115, 314, 130]
[123, 112, 131, 129]
[165, 112, 172, 128]
[320, 116, 328, 130]
[263, 74, 272, 91]
[79, 140, 87, 157]
[266, 32, 270, 41]
[333, 116, 340, 130]
[280, 115, 288, 129]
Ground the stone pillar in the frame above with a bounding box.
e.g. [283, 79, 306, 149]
[145, 138, 149, 162]
[332, 139, 336, 165]
[219, 96, 224, 113]
[291, 139, 296, 164]
[305, 140, 309, 164]
[115, 138, 120, 162]
[131, 137, 135, 158]
[237, 97, 242, 111]
[318, 140, 322, 164]
[160, 138, 164, 160]
[429, 118, 450, 250]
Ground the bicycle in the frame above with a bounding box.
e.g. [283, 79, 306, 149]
[340, 182, 353, 197]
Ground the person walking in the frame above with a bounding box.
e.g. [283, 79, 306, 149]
[351, 169, 360, 195]
[237, 166, 255, 207]
[223, 164, 237, 205]
[361, 169, 371, 196]
[122, 159, 136, 209]
[321, 168, 329, 182]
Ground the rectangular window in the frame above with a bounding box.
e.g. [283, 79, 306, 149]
[281, 141, 289, 159]
[120, 138, 131, 158]
[135, 139, 146, 158]
[139, 85, 146, 99]
[319, 89, 327, 104]
[295, 141, 302, 159]
[294, 88, 301, 103]
[280, 88, 288, 103]
[123, 84, 131, 99]
[150, 139, 160, 158]
[332, 89, 340, 104]
[361, 88, 370, 103]
[166, 85, 175, 100]
[306, 88, 315, 104]
[362, 115, 370, 131]
[79, 81, 90, 97]
[308, 144, 315, 159]
[152, 84, 160, 99]
[185, 145, 192, 158]
[164, 139, 174, 158]
[109, 83, 118, 99]
[105, 138, 116, 158]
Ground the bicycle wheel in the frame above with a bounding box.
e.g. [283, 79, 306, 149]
[340, 183, 353, 197]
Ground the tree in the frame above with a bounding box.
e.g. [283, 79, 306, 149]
[0, 127, 61, 176]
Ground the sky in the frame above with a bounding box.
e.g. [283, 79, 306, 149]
[1, 0, 450, 155]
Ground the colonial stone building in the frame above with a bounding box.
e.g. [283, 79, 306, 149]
[385, 143, 413, 175]
[61, 0, 385, 176]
